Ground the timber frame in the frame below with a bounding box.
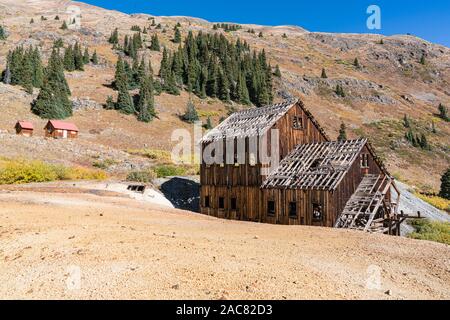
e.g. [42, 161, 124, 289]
[199, 99, 402, 234]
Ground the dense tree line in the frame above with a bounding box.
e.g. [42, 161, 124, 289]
[440, 168, 450, 200]
[110, 56, 156, 122]
[158, 31, 276, 106]
[212, 23, 242, 32]
[2, 46, 44, 93]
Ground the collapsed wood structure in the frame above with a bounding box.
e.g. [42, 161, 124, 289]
[200, 99, 403, 234]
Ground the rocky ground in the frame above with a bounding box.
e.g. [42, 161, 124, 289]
[0, 184, 449, 300]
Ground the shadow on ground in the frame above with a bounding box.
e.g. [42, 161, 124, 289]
[160, 177, 200, 212]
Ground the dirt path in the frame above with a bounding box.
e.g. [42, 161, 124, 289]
[0, 188, 449, 300]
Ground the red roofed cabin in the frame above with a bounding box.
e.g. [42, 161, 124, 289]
[15, 121, 34, 137]
[44, 120, 79, 139]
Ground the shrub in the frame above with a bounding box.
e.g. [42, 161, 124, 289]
[0, 159, 107, 184]
[415, 193, 450, 212]
[154, 165, 186, 178]
[126, 170, 157, 183]
[92, 158, 118, 169]
[127, 149, 172, 162]
[408, 219, 450, 245]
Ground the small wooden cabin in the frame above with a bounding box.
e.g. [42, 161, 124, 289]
[44, 120, 79, 139]
[15, 121, 34, 136]
[199, 99, 401, 234]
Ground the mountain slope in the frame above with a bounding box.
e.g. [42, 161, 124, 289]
[0, 0, 449, 190]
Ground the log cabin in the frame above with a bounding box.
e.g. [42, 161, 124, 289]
[199, 99, 401, 234]
[44, 120, 79, 139]
[15, 121, 34, 137]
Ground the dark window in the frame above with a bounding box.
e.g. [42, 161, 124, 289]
[292, 116, 303, 130]
[267, 201, 276, 216]
[361, 154, 370, 168]
[231, 198, 237, 210]
[205, 196, 210, 208]
[313, 203, 323, 221]
[289, 202, 297, 218]
[219, 197, 225, 209]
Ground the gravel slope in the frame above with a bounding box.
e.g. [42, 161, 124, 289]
[0, 186, 449, 300]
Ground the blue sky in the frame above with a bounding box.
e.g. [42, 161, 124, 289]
[81, 0, 450, 47]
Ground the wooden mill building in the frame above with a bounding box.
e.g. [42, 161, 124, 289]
[200, 99, 401, 233]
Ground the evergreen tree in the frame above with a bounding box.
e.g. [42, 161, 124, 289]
[258, 32, 263, 38]
[73, 42, 84, 70]
[338, 122, 347, 141]
[204, 116, 213, 129]
[274, 65, 282, 77]
[31, 47, 44, 88]
[53, 38, 64, 48]
[403, 114, 410, 128]
[439, 168, 450, 200]
[0, 25, 7, 40]
[109, 28, 119, 44]
[137, 76, 156, 122]
[182, 100, 199, 123]
[105, 95, 115, 110]
[150, 34, 160, 51]
[114, 56, 128, 90]
[116, 84, 135, 114]
[431, 121, 437, 134]
[419, 134, 430, 150]
[335, 84, 345, 97]
[321, 68, 328, 79]
[354, 58, 360, 68]
[55, 15, 60, 20]
[60, 21, 68, 30]
[91, 50, 99, 64]
[21, 54, 34, 94]
[30, 18, 34, 24]
[63, 45, 75, 71]
[173, 26, 182, 43]
[32, 49, 72, 119]
[438, 103, 449, 121]
[83, 47, 90, 64]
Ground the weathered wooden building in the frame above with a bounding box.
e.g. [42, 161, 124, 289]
[15, 121, 34, 136]
[44, 120, 79, 139]
[200, 99, 401, 233]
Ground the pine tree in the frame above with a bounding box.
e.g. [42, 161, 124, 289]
[173, 26, 181, 43]
[379, 38, 384, 44]
[182, 100, 199, 123]
[335, 84, 345, 97]
[354, 58, 360, 68]
[258, 32, 263, 38]
[150, 34, 160, 51]
[431, 121, 437, 134]
[137, 76, 156, 122]
[439, 168, 450, 200]
[274, 65, 281, 77]
[114, 56, 127, 90]
[105, 95, 115, 110]
[438, 103, 449, 121]
[419, 134, 430, 150]
[55, 15, 60, 20]
[321, 68, 328, 79]
[60, 21, 68, 30]
[30, 18, 34, 24]
[109, 28, 119, 44]
[31, 47, 44, 88]
[73, 42, 84, 70]
[21, 54, 34, 94]
[116, 85, 135, 114]
[53, 38, 64, 48]
[32, 49, 72, 119]
[338, 122, 347, 141]
[63, 45, 75, 71]
[403, 114, 410, 128]
[204, 116, 213, 129]
[0, 25, 7, 40]
[91, 50, 99, 64]
[83, 47, 90, 64]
